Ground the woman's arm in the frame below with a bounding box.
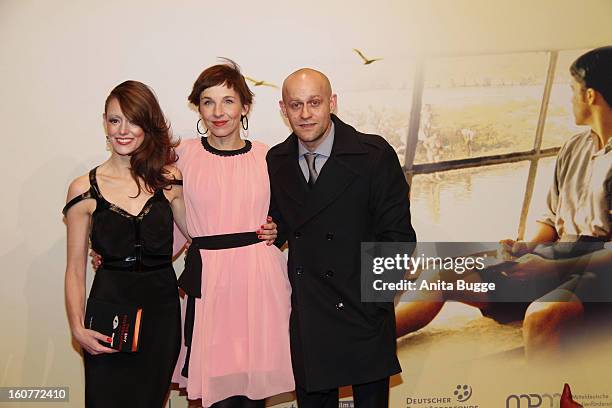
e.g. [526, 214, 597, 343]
[64, 176, 117, 355]
[164, 167, 190, 241]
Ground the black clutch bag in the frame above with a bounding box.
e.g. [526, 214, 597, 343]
[84, 298, 143, 352]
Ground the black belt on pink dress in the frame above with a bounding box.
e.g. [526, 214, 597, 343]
[177, 231, 260, 298]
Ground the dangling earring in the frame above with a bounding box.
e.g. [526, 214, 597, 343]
[197, 119, 208, 135]
[240, 115, 249, 138]
[105, 136, 112, 151]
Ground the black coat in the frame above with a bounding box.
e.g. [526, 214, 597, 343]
[267, 115, 416, 391]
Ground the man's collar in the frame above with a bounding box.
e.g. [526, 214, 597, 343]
[604, 135, 612, 154]
[590, 129, 612, 157]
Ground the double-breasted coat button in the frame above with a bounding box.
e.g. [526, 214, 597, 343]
[294, 231, 302, 239]
[296, 266, 304, 275]
[326, 232, 334, 240]
[325, 269, 334, 277]
[336, 301, 344, 310]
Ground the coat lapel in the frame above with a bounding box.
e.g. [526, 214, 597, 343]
[293, 155, 359, 228]
[269, 133, 309, 206]
[270, 115, 369, 229]
[276, 155, 309, 205]
[296, 115, 369, 229]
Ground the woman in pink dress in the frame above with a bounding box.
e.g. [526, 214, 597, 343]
[172, 60, 294, 407]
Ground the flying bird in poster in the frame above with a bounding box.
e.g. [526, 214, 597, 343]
[245, 76, 279, 88]
[353, 48, 383, 65]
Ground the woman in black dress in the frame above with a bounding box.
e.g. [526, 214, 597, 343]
[63, 80, 187, 407]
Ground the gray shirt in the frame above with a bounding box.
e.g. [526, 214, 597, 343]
[297, 122, 335, 182]
[539, 130, 612, 241]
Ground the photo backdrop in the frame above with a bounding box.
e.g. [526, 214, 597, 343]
[1, 1, 611, 406]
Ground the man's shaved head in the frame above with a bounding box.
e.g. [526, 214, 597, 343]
[280, 68, 337, 151]
[282, 68, 332, 101]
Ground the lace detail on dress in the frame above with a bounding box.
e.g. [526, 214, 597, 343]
[201, 137, 252, 157]
[89, 166, 165, 220]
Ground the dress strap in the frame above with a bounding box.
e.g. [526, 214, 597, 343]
[62, 190, 94, 215]
[62, 167, 101, 216]
[88, 167, 102, 198]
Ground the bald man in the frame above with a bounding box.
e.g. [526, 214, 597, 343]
[267, 69, 416, 408]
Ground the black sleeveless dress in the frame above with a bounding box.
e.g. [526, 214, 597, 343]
[63, 167, 181, 408]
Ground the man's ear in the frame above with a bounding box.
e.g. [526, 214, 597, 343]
[279, 100, 288, 118]
[586, 88, 597, 105]
[330, 94, 337, 113]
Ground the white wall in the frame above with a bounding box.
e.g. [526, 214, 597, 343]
[1, 0, 611, 406]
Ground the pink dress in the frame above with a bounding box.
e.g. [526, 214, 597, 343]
[172, 137, 294, 406]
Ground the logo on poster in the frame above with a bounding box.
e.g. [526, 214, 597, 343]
[406, 384, 477, 408]
[454, 384, 472, 402]
[506, 390, 611, 407]
[505, 393, 560, 407]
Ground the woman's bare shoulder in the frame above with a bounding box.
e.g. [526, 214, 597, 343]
[66, 173, 91, 201]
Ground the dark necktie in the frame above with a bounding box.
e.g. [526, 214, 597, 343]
[304, 152, 318, 188]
